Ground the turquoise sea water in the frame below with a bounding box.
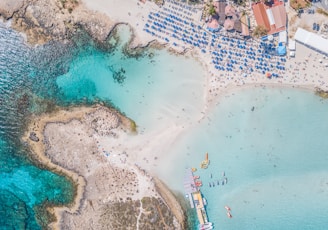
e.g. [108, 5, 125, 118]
[161, 87, 328, 229]
[1, 21, 328, 230]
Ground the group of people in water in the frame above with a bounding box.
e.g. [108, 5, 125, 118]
[208, 172, 228, 188]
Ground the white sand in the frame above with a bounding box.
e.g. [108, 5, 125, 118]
[79, 0, 328, 168]
[81, 0, 159, 47]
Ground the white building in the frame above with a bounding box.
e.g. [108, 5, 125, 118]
[294, 28, 328, 55]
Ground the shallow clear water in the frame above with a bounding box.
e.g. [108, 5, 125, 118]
[56, 26, 206, 133]
[0, 23, 206, 228]
[161, 87, 328, 229]
[1, 21, 328, 230]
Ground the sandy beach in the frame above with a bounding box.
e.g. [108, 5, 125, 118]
[13, 0, 328, 228]
[80, 0, 327, 97]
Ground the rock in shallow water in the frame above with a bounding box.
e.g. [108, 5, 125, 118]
[29, 132, 39, 142]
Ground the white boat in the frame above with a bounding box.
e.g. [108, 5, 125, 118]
[199, 226, 213, 230]
[203, 197, 207, 206]
[198, 222, 213, 227]
[198, 222, 213, 230]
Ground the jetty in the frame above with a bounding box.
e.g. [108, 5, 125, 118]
[183, 168, 198, 209]
[193, 191, 209, 225]
[183, 168, 212, 229]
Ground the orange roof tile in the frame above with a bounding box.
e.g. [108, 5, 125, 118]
[252, 2, 270, 32]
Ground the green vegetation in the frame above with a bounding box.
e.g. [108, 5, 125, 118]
[253, 25, 268, 37]
[208, 5, 216, 16]
[129, 119, 137, 133]
[58, 0, 79, 12]
[290, 0, 310, 10]
[315, 88, 328, 98]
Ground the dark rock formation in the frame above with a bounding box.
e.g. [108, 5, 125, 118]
[29, 132, 39, 142]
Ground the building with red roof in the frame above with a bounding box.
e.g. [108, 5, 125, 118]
[252, 1, 287, 35]
[252, 2, 271, 32]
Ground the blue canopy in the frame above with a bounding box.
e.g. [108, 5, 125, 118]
[277, 45, 286, 56]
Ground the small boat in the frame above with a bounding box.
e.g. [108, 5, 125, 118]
[203, 198, 207, 206]
[225, 177, 228, 184]
[222, 171, 225, 176]
[222, 180, 225, 185]
[199, 225, 213, 230]
[224, 205, 231, 211]
[210, 173, 212, 178]
[194, 175, 200, 179]
[227, 212, 232, 218]
[200, 152, 210, 169]
[212, 182, 215, 187]
[198, 222, 213, 228]
[209, 182, 211, 187]
[217, 180, 220, 185]
[192, 167, 197, 172]
[195, 180, 202, 187]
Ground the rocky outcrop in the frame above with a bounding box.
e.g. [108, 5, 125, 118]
[29, 132, 39, 142]
[0, 0, 24, 20]
[0, 0, 115, 44]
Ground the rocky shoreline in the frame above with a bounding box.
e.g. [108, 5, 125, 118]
[0, 0, 115, 44]
[22, 105, 187, 229]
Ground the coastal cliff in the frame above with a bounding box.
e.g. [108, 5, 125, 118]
[23, 105, 186, 229]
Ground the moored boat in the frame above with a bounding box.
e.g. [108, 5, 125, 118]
[198, 222, 213, 230]
[195, 180, 203, 187]
[224, 205, 231, 211]
[200, 152, 210, 169]
[227, 212, 232, 218]
[203, 197, 207, 206]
